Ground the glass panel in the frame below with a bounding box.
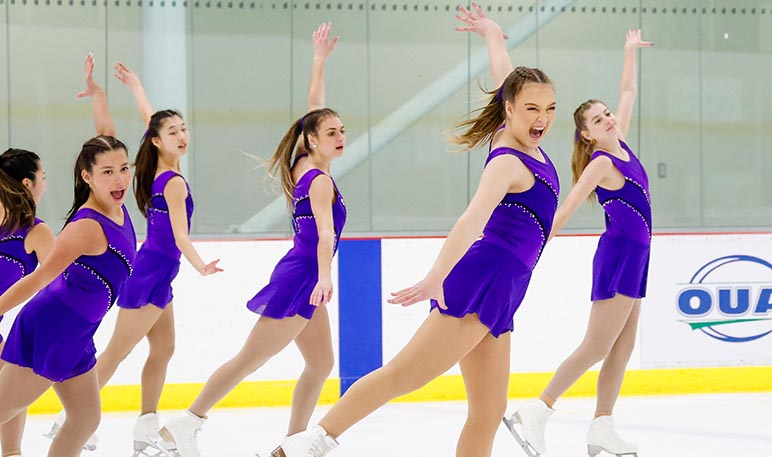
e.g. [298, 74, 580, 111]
[0, 0, 7, 150]
[700, 1, 772, 228]
[8, 0, 107, 227]
[367, 2, 473, 232]
[190, 2, 291, 234]
[640, 0, 702, 228]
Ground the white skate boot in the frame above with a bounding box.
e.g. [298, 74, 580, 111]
[270, 425, 338, 457]
[502, 399, 553, 457]
[43, 410, 100, 451]
[133, 412, 178, 457]
[159, 410, 206, 457]
[586, 416, 638, 457]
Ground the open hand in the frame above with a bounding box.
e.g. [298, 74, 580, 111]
[388, 276, 446, 309]
[624, 29, 653, 50]
[455, 3, 507, 39]
[313, 22, 339, 61]
[76, 53, 104, 99]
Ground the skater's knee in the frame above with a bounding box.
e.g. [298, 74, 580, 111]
[306, 352, 334, 379]
[64, 410, 101, 435]
[149, 339, 175, 364]
[381, 365, 429, 395]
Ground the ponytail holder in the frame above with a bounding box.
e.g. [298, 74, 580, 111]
[574, 129, 580, 142]
[297, 116, 305, 133]
[495, 86, 504, 102]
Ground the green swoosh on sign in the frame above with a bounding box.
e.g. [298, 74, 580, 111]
[681, 318, 772, 330]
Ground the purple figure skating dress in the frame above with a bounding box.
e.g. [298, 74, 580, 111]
[247, 161, 347, 320]
[0, 218, 43, 344]
[432, 146, 560, 337]
[590, 140, 651, 301]
[119, 171, 193, 309]
[1, 207, 136, 382]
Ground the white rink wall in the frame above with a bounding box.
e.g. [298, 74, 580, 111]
[2, 233, 770, 386]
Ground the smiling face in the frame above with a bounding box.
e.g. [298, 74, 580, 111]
[579, 101, 618, 147]
[81, 148, 131, 208]
[151, 115, 189, 158]
[308, 115, 345, 159]
[504, 82, 556, 150]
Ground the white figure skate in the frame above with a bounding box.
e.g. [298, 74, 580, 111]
[270, 425, 338, 457]
[586, 416, 639, 457]
[43, 410, 99, 451]
[133, 412, 178, 457]
[502, 399, 553, 457]
[158, 410, 206, 457]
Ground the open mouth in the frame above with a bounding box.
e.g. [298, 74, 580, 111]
[110, 190, 125, 201]
[336, 146, 344, 151]
[529, 127, 545, 139]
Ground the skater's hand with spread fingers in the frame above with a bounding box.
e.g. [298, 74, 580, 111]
[198, 259, 223, 277]
[77, 53, 105, 99]
[312, 22, 338, 62]
[388, 275, 446, 309]
[310, 277, 334, 307]
[455, 3, 507, 40]
[113, 62, 144, 92]
[624, 29, 653, 51]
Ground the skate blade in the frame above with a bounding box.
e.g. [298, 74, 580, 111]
[144, 434, 178, 457]
[587, 444, 638, 457]
[502, 416, 540, 457]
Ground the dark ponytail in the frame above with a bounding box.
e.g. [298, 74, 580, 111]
[0, 149, 40, 233]
[65, 135, 128, 225]
[134, 110, 181, 217]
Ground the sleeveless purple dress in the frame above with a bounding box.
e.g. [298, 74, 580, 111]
[119, 171, 193, 309]
[590, 140, 652, 301]
[432, 146, 560, 337]
[0, 218, 43, 344]
[247, 164, 347, 320]
[1, 207, 136, 382]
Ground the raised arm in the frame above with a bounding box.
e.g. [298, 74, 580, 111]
[389, 155, 525, 308]
[308, 22, 339, 112]
[114, 62, 155, 127]
[164, 176, 222, 277]
[615, 29, 652, 139]
[549, 156, 615, 240]
[455, 3, 513, 88]
[0, 219, 103, 315]
[77, 53, 117, 137]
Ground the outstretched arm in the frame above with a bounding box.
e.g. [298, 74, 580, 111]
[388, 155, 526, 309]
[308, 22, 339, 112]
[549, 157, 615, 240]
[455, 3, 512, 88]
[615, 29, 652, 140]
[114, 62, 155, 127]
[77, 53, 117, 137]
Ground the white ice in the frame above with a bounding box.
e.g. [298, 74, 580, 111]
[18, 393, 772, 456]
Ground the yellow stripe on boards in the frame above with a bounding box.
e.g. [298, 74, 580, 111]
[26, 366, 772, 414]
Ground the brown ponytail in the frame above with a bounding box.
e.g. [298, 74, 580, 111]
[268, 107, 339, 207]
[571, 99, 603, 201]
[452, 66, 552, 152]
[0, 149, 40, 233]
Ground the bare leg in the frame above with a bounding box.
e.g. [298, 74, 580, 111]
[595, 300, 641, 417]
[456, 332, 510, 457]
[96, 305, 164, 389]
[0, 364, 51, 427]
[141, 302, 176, 414]
[50, 369, 101, 457]
[289, 307, 334, 435]
[188, 315, 309, 417]
[319, 311, 490, 438]
[541, 294, 636, 406]
[0, 352, 29, 456]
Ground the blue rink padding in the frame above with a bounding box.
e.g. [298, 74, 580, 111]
[337, 239, 383, 394]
